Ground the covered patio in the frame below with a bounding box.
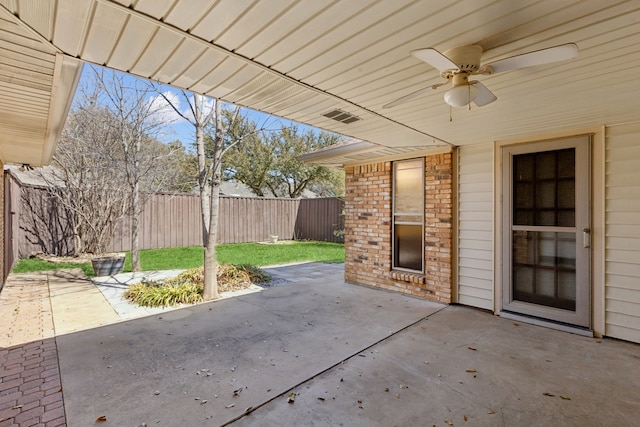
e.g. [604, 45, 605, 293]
[1, 1, 639, 425]
[1, 263, 639, 426]
[1, 0, 639, 342]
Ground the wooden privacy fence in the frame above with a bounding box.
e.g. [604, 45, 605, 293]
[7, 177, 344, 260]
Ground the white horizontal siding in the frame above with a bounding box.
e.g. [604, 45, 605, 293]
[457, 143, 494, 310]
[605, 121, 640, 343]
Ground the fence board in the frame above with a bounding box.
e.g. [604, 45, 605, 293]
[9, 178, 344, 260]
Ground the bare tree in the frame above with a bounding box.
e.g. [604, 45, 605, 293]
[92, 67, 175, 270]
[37, 66, 179, 259]
[154, 90, 260, 300]
[45, 104, 129, 254]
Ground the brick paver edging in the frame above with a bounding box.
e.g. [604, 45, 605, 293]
[0, 338, 66, 427]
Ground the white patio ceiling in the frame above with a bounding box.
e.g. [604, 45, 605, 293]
[1, 0, 639, 166]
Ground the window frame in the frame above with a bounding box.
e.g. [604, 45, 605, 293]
[392, 158, 425, 273]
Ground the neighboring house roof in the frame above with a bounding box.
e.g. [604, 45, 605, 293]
[298, 138, 450, 168]
[219, 181, 260, 198]
[4, 165, 62, 188]
[220, 180, 319, 199]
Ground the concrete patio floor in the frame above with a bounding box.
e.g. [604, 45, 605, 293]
[2, 263, 640, 426]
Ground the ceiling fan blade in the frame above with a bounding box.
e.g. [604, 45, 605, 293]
[411, 48, 457, 72]
[383, 85, 435, 109]
[471, 81, 497, 107]
[486, 43, 578, 74]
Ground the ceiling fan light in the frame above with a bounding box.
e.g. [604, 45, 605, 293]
[444, 84, 478, 108]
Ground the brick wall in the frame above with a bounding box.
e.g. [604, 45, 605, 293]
[344, 153, 453, 303]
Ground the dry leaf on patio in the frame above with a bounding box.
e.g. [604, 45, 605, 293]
[96, 415, 107, 422]
[288, 392, 296, 404]
[488, 411, 496, 414]
[467, 347, 477, 351]
[465, 369, 477, 373]
[225, 403, 235, 408]
[444, 420, 454, 426]
[560, 395, 571, 400]
[543, 392, 555, 397]
[464, 415, 468, 421]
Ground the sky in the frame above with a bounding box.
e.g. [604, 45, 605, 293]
[76, 64, 329, 149]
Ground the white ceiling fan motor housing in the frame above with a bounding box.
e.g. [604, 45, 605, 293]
[442, 45, 483, 72]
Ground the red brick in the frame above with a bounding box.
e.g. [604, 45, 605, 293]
[45, 417, 65, 427]
[44, 400, 62, 412]
[17, 391, 44, 406]
[38, 394, 61, 408]
[18, 379, 44, 393]
[0, 379, 23, 394]
[0, 406, 20, 422]
[40, 405, 64, 423]
[0, 391, 20, 406]
[13, 406, 44, 424]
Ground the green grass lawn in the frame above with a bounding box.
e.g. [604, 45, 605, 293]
[12, 241, 345, 277]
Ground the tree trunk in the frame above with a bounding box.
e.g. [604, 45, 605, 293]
[131, 180, 141, 271]
[196, 95, 219, 300]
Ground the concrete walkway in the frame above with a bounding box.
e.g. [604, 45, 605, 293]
[1, 263, 640, 426]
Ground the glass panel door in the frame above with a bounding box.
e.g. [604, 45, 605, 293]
[502, 137, 590, 327]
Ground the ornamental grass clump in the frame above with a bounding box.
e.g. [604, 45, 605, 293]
[124, 264, 271, 307]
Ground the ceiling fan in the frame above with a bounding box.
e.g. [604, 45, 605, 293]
[383, 43, 578, 109]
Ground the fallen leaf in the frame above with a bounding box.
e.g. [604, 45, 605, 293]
[153, 390, 160, 395]
[444, 420, 454, 426]
[233, 387, 243, 397]
[465, 369, 477, 373]
[560, 395, 571, 400]
[245, 406, 253, 412]
[543, 392, 555, 397]
[467, 347, 477, 351]
[513, 322, 519, 326]
[358, 354, 366, 357]
[384, 387, 390, 392]
[317, 397, 325, 401]
[288, 392, 296, 404]
[225, 403, 235, 408]
[200, 400, 208, 404]
[12, 405, 23, 409]
[96, 415, 107, 422]
[399, 384, 408, 389]
[488, 411, 496, 415]
[464, 415, 468, 421]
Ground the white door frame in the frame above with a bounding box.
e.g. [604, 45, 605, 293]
[501, 136, 590, 327]
[493, 127, 606, 336]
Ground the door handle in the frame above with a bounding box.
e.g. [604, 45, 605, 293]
[583, 228, 591, 248]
